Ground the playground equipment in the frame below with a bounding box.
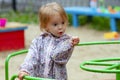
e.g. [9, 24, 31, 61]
[0, 23, 27, 51]
[5, 41, 120, 80]
[0, 18, 7, 28]
[80, 57, 120, 80]
[104, 32, 120, 40]
[79, 41, 120, 80]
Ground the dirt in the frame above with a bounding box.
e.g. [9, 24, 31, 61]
[0, 24, 119, 80]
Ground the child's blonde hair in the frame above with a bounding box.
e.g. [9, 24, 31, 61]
[39, 2, 68, 31]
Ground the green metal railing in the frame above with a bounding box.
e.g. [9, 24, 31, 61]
[80, 57, 120, 80]
[5, 50, 28, 80]
[5, 41, 120, 80]
[11, 74, 54, 80]
[79, 41, 120, 80]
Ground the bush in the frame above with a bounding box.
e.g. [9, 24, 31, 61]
[116, 19, 120, 31]
[90, 17, 120, 32]
[78, 16, 88, 25]
[90, 16, 110, 31]
[67, 14, 72, 26]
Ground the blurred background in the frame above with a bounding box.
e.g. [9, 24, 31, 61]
[0, 0, 120, 12]
[0, 0, 120, 31]
[1, 1, 120, 80]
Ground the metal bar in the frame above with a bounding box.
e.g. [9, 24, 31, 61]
[5, 50, 28, 80]
[77, 41, 120, 46]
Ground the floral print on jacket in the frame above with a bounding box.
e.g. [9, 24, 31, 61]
[20, 32, 74, 80]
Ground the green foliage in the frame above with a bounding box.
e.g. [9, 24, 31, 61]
[116, 19, 120, 31]
[0, 10, 39, 24]
[78, 16, 88, 25]
[90, 16, 110, 31]
[67, 14, 72, 26]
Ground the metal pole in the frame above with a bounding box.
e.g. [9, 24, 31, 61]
[12, 0, 17, 12]
[116, 66, 120, 80]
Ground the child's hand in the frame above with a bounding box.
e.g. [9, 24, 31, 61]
[18, 71, 29, 80]
[71, 37, 80, 46]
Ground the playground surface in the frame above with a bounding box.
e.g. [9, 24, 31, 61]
[0, 24, 120, 80]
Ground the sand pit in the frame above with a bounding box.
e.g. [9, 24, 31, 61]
[0, 24, 120, 80]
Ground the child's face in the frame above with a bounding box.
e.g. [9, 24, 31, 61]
[45, 13, 67, 38]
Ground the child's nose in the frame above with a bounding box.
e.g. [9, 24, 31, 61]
[59, 24, 63, 28]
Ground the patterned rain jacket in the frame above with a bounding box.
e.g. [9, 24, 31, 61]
[20, 32, 74, 80]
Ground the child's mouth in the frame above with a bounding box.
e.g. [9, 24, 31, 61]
[59, 32, 63, 35]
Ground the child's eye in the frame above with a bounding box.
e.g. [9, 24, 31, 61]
[53, 23, 58, 26]
[62, 21, 64, 24]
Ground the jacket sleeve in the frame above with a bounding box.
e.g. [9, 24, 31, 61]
[19, 38, 40, 76]
[51, 39, 74, 65]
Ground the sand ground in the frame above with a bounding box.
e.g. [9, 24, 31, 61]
[0, 24, 120, 80]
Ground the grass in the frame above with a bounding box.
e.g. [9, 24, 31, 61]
[0, 10, 39, 24]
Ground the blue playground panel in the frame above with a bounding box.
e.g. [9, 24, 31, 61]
[64, 7, 120, 32]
